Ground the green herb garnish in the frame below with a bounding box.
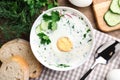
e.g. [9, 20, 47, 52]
[51, 11, 60, 22]
[72, 25, 74, 29]
[88, 39, 92, 42]
[87, 29, 91, 33]
[42, 11, 60, 31]
[83, 33, 87, 39]
[43, 14, 52, 21]
[82, 28, 91, 39]
[48, 22, 57, 30]
[37, 32, 51, 45]
[57, 64, 70, 68]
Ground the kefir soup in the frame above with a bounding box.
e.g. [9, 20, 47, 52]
[30, 7, 94, 71]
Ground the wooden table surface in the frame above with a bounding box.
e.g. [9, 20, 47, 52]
[58, 0, 120, 39]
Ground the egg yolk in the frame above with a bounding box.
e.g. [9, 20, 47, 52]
[57, 37, 73, 52]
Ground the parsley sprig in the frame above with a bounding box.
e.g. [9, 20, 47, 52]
[37, 32, 51, 45]
[57, 64, 70, 68]
[43, 11, 60, 31]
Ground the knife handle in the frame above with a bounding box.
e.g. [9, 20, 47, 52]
[80, 69, 92, 80]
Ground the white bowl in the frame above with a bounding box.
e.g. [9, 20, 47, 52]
[30, 7, 95, 71]
[69, 0, 92, 7]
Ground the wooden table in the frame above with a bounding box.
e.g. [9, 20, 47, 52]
[58, 0, 120, 39]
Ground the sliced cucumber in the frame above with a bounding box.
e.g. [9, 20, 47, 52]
[36, 24, 41, 34]
[110, 0, 120, 14]
[104, 10, 120, 26]
[40, 20, 49, 31]
[36, 20, 49, 33]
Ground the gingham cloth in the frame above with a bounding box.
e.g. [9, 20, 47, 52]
[30, 29, 120, 80]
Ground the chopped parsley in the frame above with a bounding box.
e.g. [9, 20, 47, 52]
[83, 28, 91, 39]
[81, 17, 83, 20]
[87, 28, 91, 33]
[57, 64, 70, 68]
[83, 33, 87, 39]
[88, 39, 92, 42]
[80, 42, 82, 44]
[37, 32, 51, 45]
[72, 25, 74, 29]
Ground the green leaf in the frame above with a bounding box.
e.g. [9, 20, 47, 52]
[51, 21, 57, 30]
[37, 32, 51, 45]
[0, 0, 59, 46]
[43, 14, 52, 21]
[51, 11, 60, 22]
[48, 21, 57, 31]
[47, 3, 54, 9]
[48, 22, 52, 30]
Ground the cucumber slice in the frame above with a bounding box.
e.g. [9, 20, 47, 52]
[36, 24, 41, 34]
[104, 10, 120, 26]
[40, 20, 49, 31]
[36, 20, 49, 33]
[110, 0, 120, 14]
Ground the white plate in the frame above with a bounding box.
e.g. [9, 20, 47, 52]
[30, 7, 95, 71]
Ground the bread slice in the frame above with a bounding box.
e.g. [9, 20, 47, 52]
[93, 0, 120, 32]
[0, 55, 29, 80]
[0, 39, 43, 78]
[93, 0, 110, 4]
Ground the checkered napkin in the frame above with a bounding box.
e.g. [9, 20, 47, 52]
[30, 29, 120, 80]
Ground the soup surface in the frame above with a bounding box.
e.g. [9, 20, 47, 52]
[31, 8, 93, 69]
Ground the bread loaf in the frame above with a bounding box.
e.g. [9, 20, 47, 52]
[0, 55, 29, 80]
[0, 39, 43, 78]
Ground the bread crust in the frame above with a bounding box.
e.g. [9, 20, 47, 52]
[0, 38, 43, 78]
[11, 55, 29, 80]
